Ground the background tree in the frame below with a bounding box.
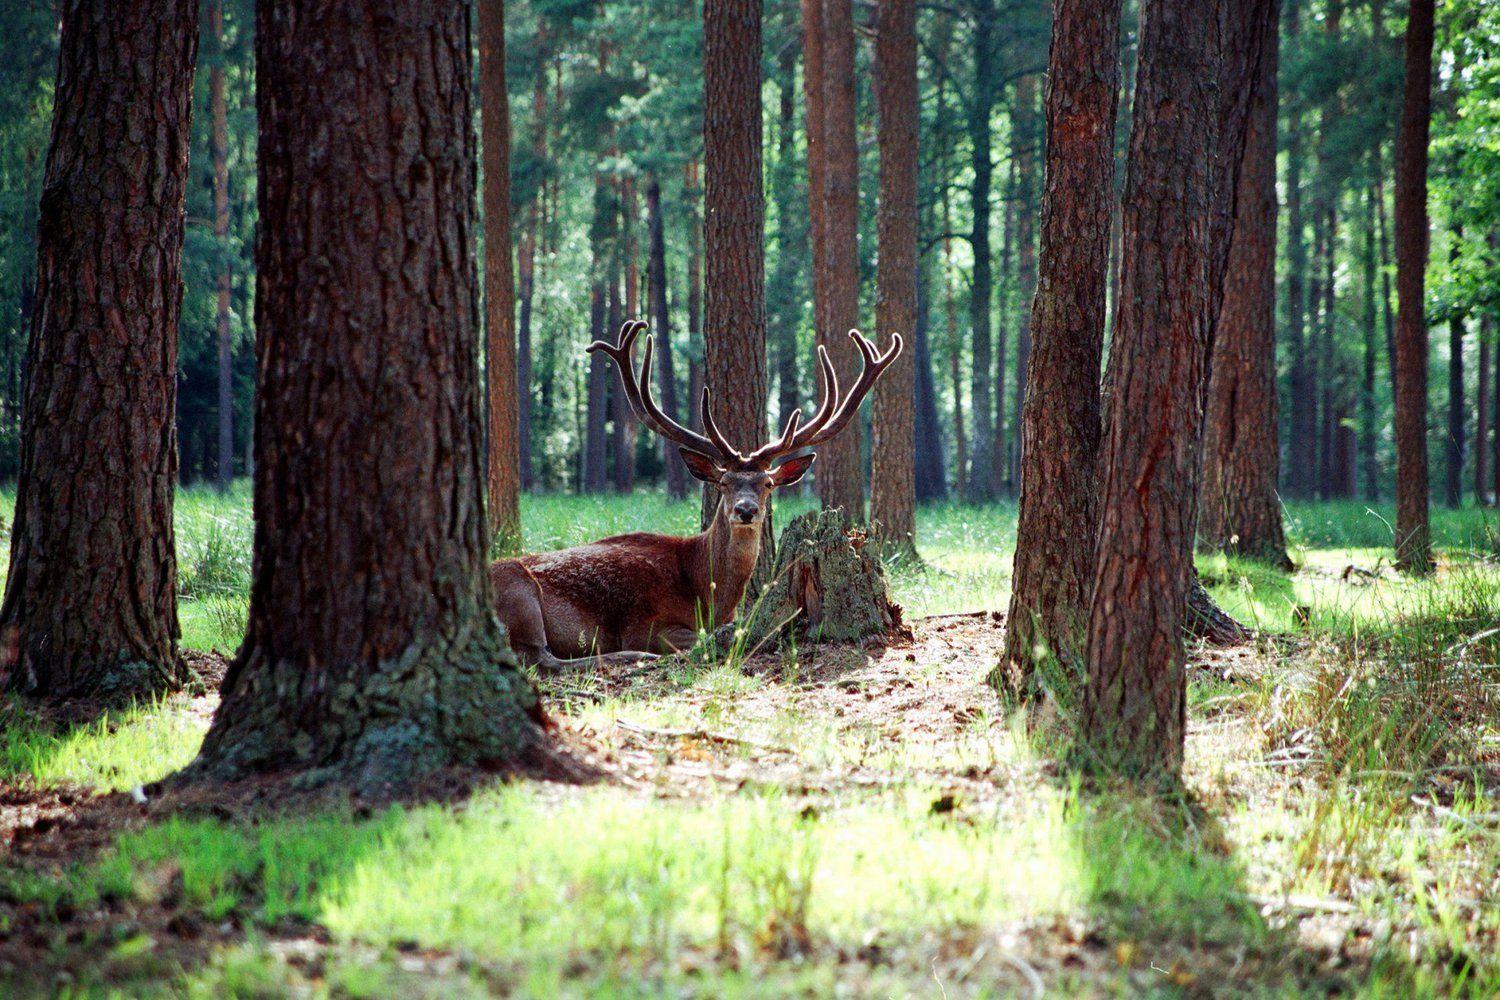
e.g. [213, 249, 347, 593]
[190, 0, 544, 786]
[1081, 0, 1272, 782]
[1198, 0, 1292, 569]
[481, 0, 521, 549]
[0, 0, 198, 699]
[1393, 0, 1435, 572]
[871, 0, 918, 558]
[1002, 0, 1120, 692]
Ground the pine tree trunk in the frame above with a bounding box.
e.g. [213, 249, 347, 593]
[613, 176, 638, 492]
[583, 181, 612, 494]
[965, 0, 997, 500]
[1445, 234, 1465, 508]
[685, 160, 704, 434]
[1281, 0, 1313, 498]
[913, 267, 948, 501]
[1199, 4, 1289, 567]
[0, 0, 197, 699]
[769, 43, 806, 459]
[190, 0, 543, 788]
[1009, 73, 1039, 492]
[816, 0, 864, 518]
[1482, 316, 1493, 506]
[1361, 185, 1380, 500]
[1001, 0, 1121, 690]
[1393, 0, 1435, 572]
[801, 0, 828, 423]
[646, 176, 688, 499]
[211, 0, 234, 492]
[517, 39, 547, 492]
[1081, 0, 1272, 783]
[870, 0, 918, 557]
[480, 0, 520, 549]
[701, 0, 774, 583]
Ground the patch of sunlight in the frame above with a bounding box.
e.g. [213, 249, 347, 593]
[0, 697, 207, 791]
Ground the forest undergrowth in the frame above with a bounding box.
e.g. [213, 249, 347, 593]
[0, 487, 1496, 997]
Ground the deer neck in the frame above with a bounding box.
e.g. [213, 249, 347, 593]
[692, 504, 762, 629]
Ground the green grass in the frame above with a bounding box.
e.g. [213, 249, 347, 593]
[1, 487, 1498, 996]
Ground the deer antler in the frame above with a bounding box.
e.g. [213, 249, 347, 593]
[587, 320, 742, 464]
[753, 329, 903, 464]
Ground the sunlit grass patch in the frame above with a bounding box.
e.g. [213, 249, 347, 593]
[0, 695, 208, 791]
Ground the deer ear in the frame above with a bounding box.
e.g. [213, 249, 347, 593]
[679, 448, 724, 484]
[769, 453, 815, 488]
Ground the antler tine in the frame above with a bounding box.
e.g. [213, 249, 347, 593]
[789, 329, 904, 451]
[786, 344, 841, 445]
[745, 407, 803, 465]
[588, 319, 726, 461]
[698, 387, 748, 464]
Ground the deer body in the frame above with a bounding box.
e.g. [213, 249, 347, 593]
[491, 508, 762, 669]
[491, 320, 900, 672]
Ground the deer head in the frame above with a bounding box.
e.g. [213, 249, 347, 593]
[588, 320, 904, 529]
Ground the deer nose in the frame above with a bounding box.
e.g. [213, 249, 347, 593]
[733, 499, 759, 524]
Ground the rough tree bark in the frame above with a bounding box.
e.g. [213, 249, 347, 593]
[1000, 0, 1120, 692]
[646, 176, 688, 499]
[966, 0, 997, 500]
[1198, 0, 1291, 568]
[211, 0, 234, 492]
[816, 0, 865, 518]
[701, 0, 774, 584]
[871, 0, 918, 558]
[189, 0, 544, 788]
[480, 0, 520, 549]
[1009, 73, 1039, 491]
[1080, 0, 1272, 782]
[1392, 0, 1434, 572]
[0, 0, 197, 699]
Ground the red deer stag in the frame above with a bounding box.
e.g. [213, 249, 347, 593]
[491, 319, 902, 671]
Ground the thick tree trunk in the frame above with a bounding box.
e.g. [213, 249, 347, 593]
[190, 0, 543, 787]
[1009, 73, 1039, 492]
[211, 0, 234, 492]
[1001, 0, 1120, 691]
[816, 0, 864, 518]
[701, 0, 774, 583]
[480, 0, 520, 549]
[965, 0, 997, 500]
[646, 176, 688, 499]
[1081, 0, 1272, 783]
[1199, 3, 1289, 568]
[0, 0, 197, 699]
[871, 0, 918, 558]
[1392, 0, 1435, 572]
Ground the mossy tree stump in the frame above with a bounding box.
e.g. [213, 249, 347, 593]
[736, 509, 905, 649]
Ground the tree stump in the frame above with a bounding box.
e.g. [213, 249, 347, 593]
[735, 510, 906, 649]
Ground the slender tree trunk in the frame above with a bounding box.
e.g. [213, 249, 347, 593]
[190, 0, 543, 786]
[1197, 0, 1289, 567]
[517, 43, 548, 492]
[1392, 0, 1435, 572]
[802, 0, 828, 406]
[1081, 0, 1272, 783]
[966, 0, 997, 500]
[480, 0, 520, 548]
[1477, 331, 1488, 506]
[815, 0, 864, 517]
[1317, 214, 1338, 500]
[1361, 184, 1380, 500]
[1001, 0, 1121, 690]
[583, 183, 611, 494]
[769, 43, 806, 453]
[1444, 230, 1465, 508]
[686, 160, 704, 434]
[211, 0, 234, 492]
[0, 0, 197, 699]
[646, 176, 688, 499]
[872, 0, 918, 556]
[1282, 0, 1313, 497]
[913, 263, 948, 500]
[614, 176, 638, 492]
[1009, 73, 1039, 492]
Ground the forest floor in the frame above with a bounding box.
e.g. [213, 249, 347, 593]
[0, 489, 1497, 997]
